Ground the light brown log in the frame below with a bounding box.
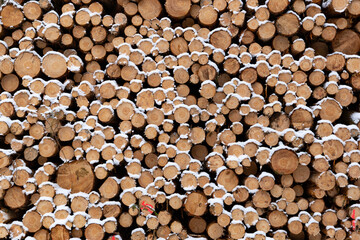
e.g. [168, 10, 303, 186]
[15, 52, 41, 78]
[267, 0, 289, 14]
[335, 87, 353, 107]
[290, 108, 313, 130]
[4, 186, 27, 209]
[271, 149, 299, 175]
[184, 192, 207, 216]
[42, 52, 68, 78]
[253, 190, 271, 208]
[198, 5, 218, 26]
[99, 177, 120, 199]
[210, 30, 231, 50]
[319, 99, 342, 123]
[165, 0, 191, 19]
[326, 53, 345, 71]
[51, 225, 70, 240]
[1, 4, 24, 28]
[258, 22, 276, 41]
[276, 13, 300, 36]
[39, 137, 58, 157]
[269, 210, 287, 228]
[138, 0, 162, 20]
[1, 74, 19, 93]
[216, 169, 238, 192]
[23, 211, 42, 233]
[57, 160, 94, 193]
[207, 222, 224, 239]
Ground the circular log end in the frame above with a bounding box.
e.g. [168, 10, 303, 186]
[271, 149, 299, 175]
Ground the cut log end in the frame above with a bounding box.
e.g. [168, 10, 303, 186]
[57, 160, 95, 193]
[271, 149, 299, 175]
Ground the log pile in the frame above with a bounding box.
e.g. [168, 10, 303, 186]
[1, 0, 360, 239]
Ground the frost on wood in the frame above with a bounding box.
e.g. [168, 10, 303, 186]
[1, 0, 360, 239]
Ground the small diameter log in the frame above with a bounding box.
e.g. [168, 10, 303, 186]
[271, 149, 299, 175]
[335, 87, 353, 107]
[1, 74, 19, 93]
[198, 5, 218, 26]
[258, 22, 276, 42]
[316, 171, 336, 191]
[326, 53, 345, 71]
[269, 210, 287, 228]
[228, 222, 245, 239]
[189, 217, 207, 234]
[323, 138, 344, 160]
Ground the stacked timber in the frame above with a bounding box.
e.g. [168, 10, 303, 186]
[1, 0, 360, 239]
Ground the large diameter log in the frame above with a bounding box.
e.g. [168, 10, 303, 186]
[4, 186, 27, 209]
[165, 0, 191, 19]
[290, 108, 313, 130]
[210, 30, 232, 50]
[22, 211, 42, 233]
[42, 52, 68, 78]
[14, 52, 41, 78]
[275, 13, 300, 36]
[216, 169, 238, 191]
[57, 160, 94, 193]
[51, 225, 70, 240]
[99, 177, 119, 199]
[267, 0, 289, 14]
[271, 149, 299, 175]
[39, 137, 58, 157]
[138, 0, 162, 20]
[332, 29, 360, 55]
[269, 210, 287, 228]
[184, 192, 207, 216]
[316, 171, 336, 191]
[323, 139, 344, 160]
[319, 99, 342, 123]
[1, 5, 24, 28]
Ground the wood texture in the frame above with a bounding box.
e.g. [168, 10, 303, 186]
[0, 0, 360, 239]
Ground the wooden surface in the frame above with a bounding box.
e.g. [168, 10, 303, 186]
[0, 0, 360, 239]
